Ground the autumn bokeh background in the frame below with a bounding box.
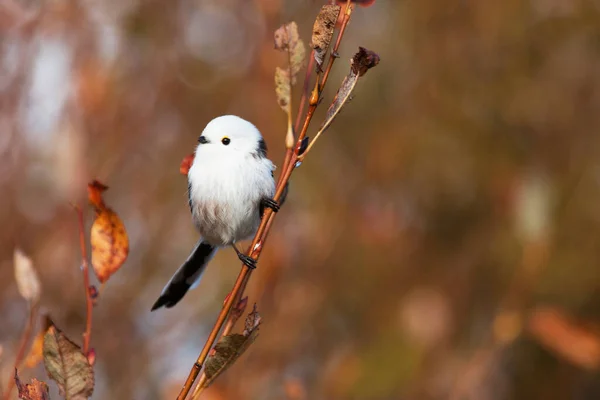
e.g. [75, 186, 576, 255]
[2, 0, 600, 399]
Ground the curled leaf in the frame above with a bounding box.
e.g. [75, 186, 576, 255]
[202, 306, 262, 388]
[323, 47, 379, 126]
[244, 304, 261, 336]
[15, 370, 50, 400]
[310, 5, 341, 69]
[300, 47, 379, 158]
[43, 324, 94, 400]
[351, 46, 380, 77]
[88, 180, 129, 284]
[14, 249, 41, 304]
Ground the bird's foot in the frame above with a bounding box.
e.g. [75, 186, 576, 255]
[261, 198, 280, 212]
[237, 253, 257, 270]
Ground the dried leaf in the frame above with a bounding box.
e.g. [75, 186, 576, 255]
[351, 46, 380, 77]
[15, 370, 50, 400]
[180, 153, 194, 175]
[274, 22, 305, 72]
[88, 180, 129, 283]
[274, 22, 306, 112]
[325, 47, 379, 122]
[43, 324, 94, 400]
[316, 48, 378, 138]
[14, 249, 41, 304]
[275, 67, 292, 112]
[202, 307, 262, 388]
[25, 315, 52, 368]
[310, 5, 341, 69]
[244, 304, 261, 336]
[299, 48, 379, 158]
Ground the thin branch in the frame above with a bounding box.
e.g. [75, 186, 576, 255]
[320, 1, 353, 91]
[176, 3, 355, 399]
[190, 296, 249, 399]
[2, 304, 37, 400]
[300, 74, 358, 158]
[294, 51, 315, 133]
[73, 205, 94, 355]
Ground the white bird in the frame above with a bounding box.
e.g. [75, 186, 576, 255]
[151, 115, 283, 311]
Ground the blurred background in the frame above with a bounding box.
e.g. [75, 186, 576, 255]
[2, 0, 600, 399]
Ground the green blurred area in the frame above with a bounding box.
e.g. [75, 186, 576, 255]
[1, 0, 600, 399]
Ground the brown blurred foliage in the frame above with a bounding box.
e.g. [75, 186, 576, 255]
[2, 0, 600, 399]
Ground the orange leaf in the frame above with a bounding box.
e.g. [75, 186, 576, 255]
[87, 180, 108, 209]
[25, 332, 44, 368]
[180, 153, 194, 175]
[90, 207, 129, 283]
[25, 315, 51, 368]
[528, 307, 600, 370]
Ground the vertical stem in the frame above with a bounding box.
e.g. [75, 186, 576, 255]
[2, 304, 37, 400]
[74, 205, 94, 355]
[177, 4, 355, 399]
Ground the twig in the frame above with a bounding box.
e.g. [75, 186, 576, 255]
[177, 3, 355, 399]
[72, 205, 94, 355]
[2, 304, 37, 400]
[320, 1, 353, 91]
[294, 51, 315, 134]
[190, 296, 249, 399]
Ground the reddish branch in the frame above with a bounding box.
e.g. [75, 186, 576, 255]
[177, 3, 355, 399]
[2, 304, 37, 400]
[73, 205, 94, 355]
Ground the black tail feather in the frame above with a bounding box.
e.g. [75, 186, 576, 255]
[151, 240, 216, 311]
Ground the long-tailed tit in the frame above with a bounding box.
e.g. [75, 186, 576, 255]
[151, 115, 283, 311]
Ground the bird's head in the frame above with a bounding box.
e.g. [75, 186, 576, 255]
[195, 115, 267, 159]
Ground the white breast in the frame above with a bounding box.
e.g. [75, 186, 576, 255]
[187, 151, 275, 246]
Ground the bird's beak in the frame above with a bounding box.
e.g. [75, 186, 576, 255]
[198, 136, 209, 144]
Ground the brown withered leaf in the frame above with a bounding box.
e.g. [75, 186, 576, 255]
[298, 47, 379, 158]
[25, 315, 52, 368]
[43, 324, 94, 400]
[275, 67, 292, 112]
[310, 5, 340, 69]
[201, 306, 262, 388]
[14, 249, 41, 304]
[528, 307, 600, 370]
[274, 22, 306, 113]
[321, 47, 380, 135]
[15, 370, 50, 400]
[244, 304, 261, 335]
[180, 153, 194, 175]
[351, 46, 380, 77]
[88, 180, 129, 284]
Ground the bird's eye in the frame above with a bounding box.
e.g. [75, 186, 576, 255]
[221, 137, 231, 145]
